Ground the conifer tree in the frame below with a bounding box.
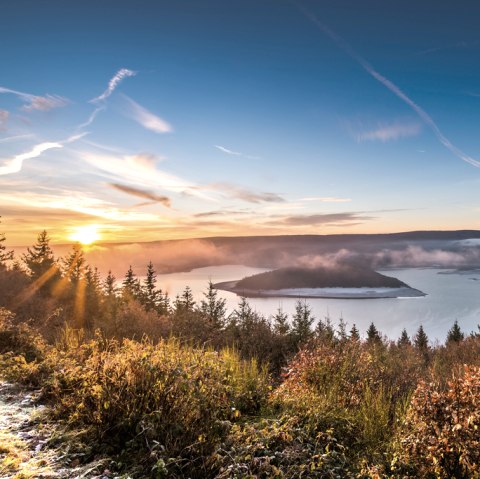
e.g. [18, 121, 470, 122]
[366, 322, 381, 344]
[0, 217, 14, 269]
[232, 296, 256, 330]
[200, 280, 226, 328]
[122, 265, 141, 300]
[104, 270, 117, 297]
[103, 270, 119, 326]
[398, 328, 412, 347]
[291, 300, 314, 345]
[446, 320, 464, 343]
[62, 244, 86, 284]
[337, 316, 348, 342]
[142, 261, 160, 312]
[272, 306, 289, 335]
[174, 286, 196, 314]
[84, 266, 101, 329]
[23, 230, 58, 284]
[414, 324, 429, 351]
[316, 316, 335, 344]
[349, 323, 360, 341]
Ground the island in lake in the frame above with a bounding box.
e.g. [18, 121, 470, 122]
[214, 265, 426, 299]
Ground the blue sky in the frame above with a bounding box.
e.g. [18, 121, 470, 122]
[1, 0, 479, 244]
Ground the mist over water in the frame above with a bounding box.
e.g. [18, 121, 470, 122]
[151, 265, 480, 343]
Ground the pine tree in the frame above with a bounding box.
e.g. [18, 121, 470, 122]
[414, 325, 429, 351]
[174, 286, 196, 314]
[22, 231, 59, 289]
[62, 244, 86, 284]
[337, 316, 348, 342]
[84, 266, 101, 329]
[232, 296, 255, 330]
[142, 261, 160, 312]
[272, 306, 289, 335]
[349, 323, 360, 341]
[446, 320, 464, 343]
[0, 217, 14, 269]
[122, 265, 141, 300]
[200, 281, 226, 328]
[398, 328, 411, 347]
[103, 270, 119, 326]
[291, 300, 314, 345]
[103, 270, 117, 297]
[366, 322, 381, 344]
[316, 316, 335, 344]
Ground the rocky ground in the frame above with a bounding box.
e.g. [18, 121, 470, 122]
[0, 382, 117, 479]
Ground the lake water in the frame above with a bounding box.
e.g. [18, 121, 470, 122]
[153, 265, 480, 343]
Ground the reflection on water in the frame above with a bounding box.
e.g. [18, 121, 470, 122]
[151, 265, 480, 343]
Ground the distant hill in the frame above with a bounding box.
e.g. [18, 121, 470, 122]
[235, 265, 408, 290]
[34, 229, 480, 276]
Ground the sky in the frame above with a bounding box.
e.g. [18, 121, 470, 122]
[1, 0, 480, 245]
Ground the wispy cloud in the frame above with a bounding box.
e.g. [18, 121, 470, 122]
[415, 40, 478, 56]
[353, 121, 422, 142]
[109, 183, 171, 207]
[0, 134, 34, 144]
[123, 95, 172, 134]
[0, 110, 9, 130]
[81, 152, 205, 199]
[300, 196, 352, 203]
[212, 182, 285, 204]
[77, 106, 105, 130]
[90, 68, 136, 103]
[0, 142, 62, 176]
[22, 95, 69, 112]
[0, 133, 86, 176]
[298, 6, 480, 168]
[0, 190, 160, 223]
[268, 212, 373, 227]
[214, 145, 241, 156]
[214, 144, 261, 160]
[0, 86, 69, 112]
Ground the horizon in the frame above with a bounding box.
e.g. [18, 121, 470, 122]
[8, 227, 480, 249]
[1, 1, 480, 245]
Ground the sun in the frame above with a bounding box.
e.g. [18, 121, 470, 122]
[69, 225, 101, 245]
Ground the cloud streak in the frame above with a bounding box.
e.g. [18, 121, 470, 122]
[298, 6, 480, 168]
[354, 121, 422, 142]
[90, 68, 136, 103]
[212, 182, 285, 204]
[268, 212, 373, 227]
[0, 142, 62, 175]
[0, 110, 9, 130]
[123, 95, 172, 133]
[215, 145, 241, 156]
[109, 183, 171, 207]
[300, 196, 352, 203]
[0, 86, 69, 111]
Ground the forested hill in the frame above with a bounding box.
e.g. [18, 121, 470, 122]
[235, 265, 408, 290]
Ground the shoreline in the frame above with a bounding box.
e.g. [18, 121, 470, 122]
[214, 281, 426, 299]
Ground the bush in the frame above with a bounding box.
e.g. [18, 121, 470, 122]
[37, 338, 269, 477]
[214, 415, 354, 478]
[394, 365, 480, 478]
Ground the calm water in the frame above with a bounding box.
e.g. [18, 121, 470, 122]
[153, 265, 480, 343]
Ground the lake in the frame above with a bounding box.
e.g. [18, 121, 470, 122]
[152, 265, 480, 343]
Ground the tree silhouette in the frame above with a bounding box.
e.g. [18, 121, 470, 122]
[349, 323, 360, 341]
[414, 325, 429, 351]
[272, 306, 289, 335]
[366, 322, 381, 344]
[200, 281, 226, 329]
[446, 320, 464, 343]
[0, 217, 14, 269]
[291, 300, 314, 346]
[398, 328, 411, 347]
